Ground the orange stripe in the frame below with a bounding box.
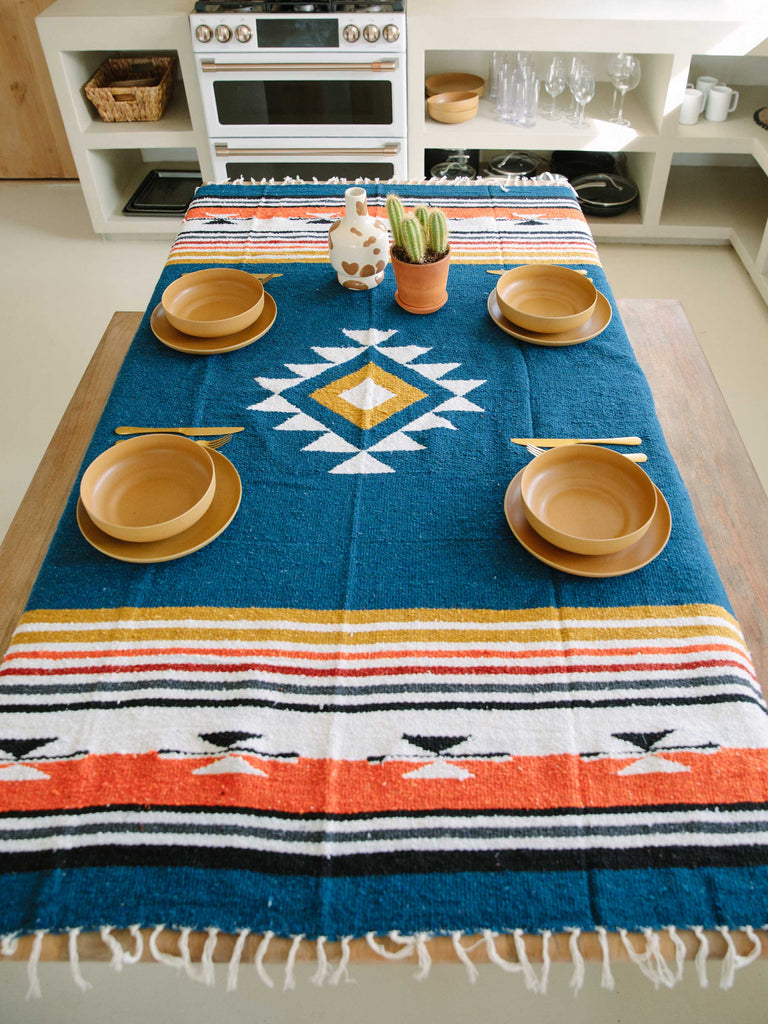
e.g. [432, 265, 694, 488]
[5, 749, 768, 815]
[3, 642, 750, 664]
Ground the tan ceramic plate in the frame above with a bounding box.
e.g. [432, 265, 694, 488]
[504, 469, 671, 577]
[519, 444, 657, 555]
[488, 288, 612, 346]
[151, 292, 277, 354]
[495, 265, 597, 333]
[161, 268, 265, 337]
[425, 73, 485, 97]
[80, 433, 216, 542]
[77, 449, 241, 563]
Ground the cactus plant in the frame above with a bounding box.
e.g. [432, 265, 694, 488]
[385, 194, 449, 265]
[386, 194, 406, 249]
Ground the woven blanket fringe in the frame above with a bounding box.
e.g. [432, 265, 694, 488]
[215, 172, 570, 189]
[2, 924, 765, 998]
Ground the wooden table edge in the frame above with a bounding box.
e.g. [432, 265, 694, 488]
[1, 301, 766, 965]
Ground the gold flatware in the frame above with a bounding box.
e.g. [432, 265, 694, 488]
[526, 443, 647, 463]
[255, 273, 282, 282]
[511, 436, 641, 447]
[195, 436, 232, 450]
[115, 426, 244, 437]
[115, 435, 233, 450]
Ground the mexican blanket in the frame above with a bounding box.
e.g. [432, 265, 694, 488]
[1, 181, 766, 986]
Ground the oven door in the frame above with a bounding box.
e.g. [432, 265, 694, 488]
[211, 138, 405, 182]
[198, 53, 406, 139]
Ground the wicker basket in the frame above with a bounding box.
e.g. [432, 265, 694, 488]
[84, 56, 177, 123]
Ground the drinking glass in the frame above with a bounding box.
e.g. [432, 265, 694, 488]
[496, 62, 523, 124]
[610, 55, 641, 127]
[571, 67, 595, 128]
[543, 58, 567, 119]
[488, 51, 504, 102]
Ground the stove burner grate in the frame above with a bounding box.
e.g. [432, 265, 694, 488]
[193, 1, 403, 12]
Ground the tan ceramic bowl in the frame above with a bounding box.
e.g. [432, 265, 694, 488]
[520, 445, 658, 556]
[496, 265, 597, 334]
[427, 91, 480, 124]
[425, 73, 485, 97]
[161, 268, 265, 337]
[80, 434, 216, 543]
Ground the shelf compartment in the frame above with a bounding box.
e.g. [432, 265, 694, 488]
[674, 85, 768, 157]
[423, 84, 657, 152]
[660, 157, 768, 265]
[82, 79, 195, 148]
[84, 148, 200, 233]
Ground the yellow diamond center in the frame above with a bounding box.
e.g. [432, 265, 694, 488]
[311, 362, 427, 429]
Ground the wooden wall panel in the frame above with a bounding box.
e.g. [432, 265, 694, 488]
[0, 0, 77, 178]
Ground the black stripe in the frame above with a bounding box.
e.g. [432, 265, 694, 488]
[3, 842, 768, 877]
[1, 691, 763, 715]
[0, 672, 754, 698]
[3, 799, 766, 822]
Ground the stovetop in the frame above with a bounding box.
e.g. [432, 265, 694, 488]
[193, 1, 404, 12]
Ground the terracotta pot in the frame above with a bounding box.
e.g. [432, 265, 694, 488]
[328, 186, 389, 290]
[391, 246, 450, 314]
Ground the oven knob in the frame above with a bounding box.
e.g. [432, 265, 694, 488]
[234, 24, 252, 43]
[383, 24, 400, 43]
[195, 24, 213, 43]
[343, 24, 360, 43]
[362, 24, 380, 43]
[214, 24, 233, 43]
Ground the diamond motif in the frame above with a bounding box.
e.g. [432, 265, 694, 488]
[311, 362, 427, 430]
[249, 328, 486, 474]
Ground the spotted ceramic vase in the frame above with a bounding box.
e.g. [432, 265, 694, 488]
[328, 186, 389, 290]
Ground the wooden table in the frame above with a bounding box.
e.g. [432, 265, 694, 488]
[2, 300, 767, 967]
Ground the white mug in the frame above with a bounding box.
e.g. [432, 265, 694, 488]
[679, 87, 705, 125]
[705, 84, 739, 122]
[695, 75, 720, 96]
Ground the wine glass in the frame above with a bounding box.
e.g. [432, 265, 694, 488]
[565, 56, 583, 119]
[543, 58, 567, 119]
[606, 52, 628, 113]
[610, 55, 641, 127]
[571, 66, 595, 128]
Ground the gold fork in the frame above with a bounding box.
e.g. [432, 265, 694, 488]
[526, 443, 647, 463]
[195, 435, 232, 451]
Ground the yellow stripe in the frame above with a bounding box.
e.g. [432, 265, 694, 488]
[8, 605, 745, 650]
[8, 625, 747, 649]
[15, 604, 741, 627]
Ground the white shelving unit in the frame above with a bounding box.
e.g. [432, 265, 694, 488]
[36, 0, 212, 236]
[35, 0, 768, 306]
[406, 0, 768, 303]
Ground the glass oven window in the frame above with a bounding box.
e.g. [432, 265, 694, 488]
[226, 160, 396, 181]
[213, 80, 393, 126]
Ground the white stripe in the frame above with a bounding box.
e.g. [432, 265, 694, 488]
[3, 806, 766, 834]
[0, 671, 757, 704]
[3, 828, 768, 858]
[10, 612, 743, 635]
[5, 632, 749, 657]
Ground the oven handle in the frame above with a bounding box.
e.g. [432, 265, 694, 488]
[215, 143, 401, 156]
[201, 58, 398, 73]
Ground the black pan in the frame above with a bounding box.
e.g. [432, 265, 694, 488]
[570, 172, 639, 217]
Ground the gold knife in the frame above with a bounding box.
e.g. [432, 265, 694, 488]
[511, 436, 641, 447]
[115, 426, 245, 436]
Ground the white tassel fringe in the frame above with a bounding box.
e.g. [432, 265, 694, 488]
[3, 922, 765, 996]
